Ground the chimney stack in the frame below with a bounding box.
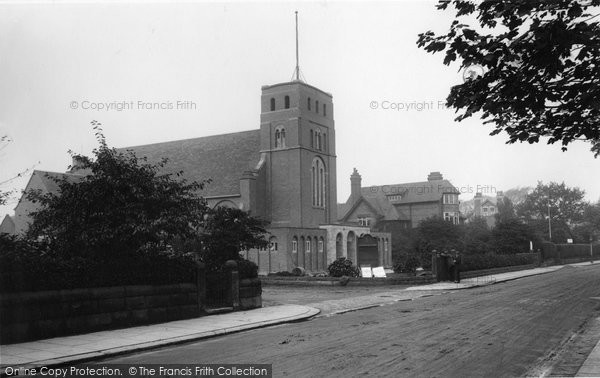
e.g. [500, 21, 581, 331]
[350, 168, 362, 203]
[474, 192, 483, 216]
[427, 171, 443, 181]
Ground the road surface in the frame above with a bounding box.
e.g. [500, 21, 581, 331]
[101, 264, 600, 377]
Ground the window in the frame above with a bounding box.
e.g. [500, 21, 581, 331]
[323, 103, 327, 116]
[384, 239, 388, 252]
[388, 195, 401, 201]
[275, 127, 286, 148]
[308, 97, 311, 111]
[490, 207, 495, 214]
[482, 207, 488, 214]
[358, 217, 370, 227]
[284, 95, 290, 109]
[269, 237, 278, 251]
[444, 212, 459, 225]
[318, 239, 324, 253]
[312, 157, 326, 207]
[323, 134, 326, 151]
[292, 238, 298, 253]
[306, 239, 311, 253]
[443, 194, 458, 204]
[316, 100, 319, 113]
[270, 98, 275, 111]
[310, 130, 314, 148]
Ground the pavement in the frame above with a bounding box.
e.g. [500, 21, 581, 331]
[1, 261, 599, 376]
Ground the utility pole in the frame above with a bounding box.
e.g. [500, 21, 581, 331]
[547, 188, 552, 242]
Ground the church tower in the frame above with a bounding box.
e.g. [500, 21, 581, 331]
[259, 81, 337, 228]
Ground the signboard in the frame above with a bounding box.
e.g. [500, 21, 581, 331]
[360, 267, 373, 278]
[372, 266, 386, 278]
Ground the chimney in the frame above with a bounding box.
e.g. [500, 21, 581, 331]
[474, 192, 483, 216]
[350, 168, 362, 203]
[427, 171, 443, 181]
[69, 156, 87, 173]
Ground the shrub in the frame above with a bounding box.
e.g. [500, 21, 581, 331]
[236, 259, 258, 279]
[327, 257, 360, 278]
[393, 255, 422, 273]
[460, 253, 537, 272]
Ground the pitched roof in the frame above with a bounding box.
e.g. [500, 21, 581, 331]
[120, 130, 261, 197]
[338, 178, 459, 221]
[34, 170, 86, 195]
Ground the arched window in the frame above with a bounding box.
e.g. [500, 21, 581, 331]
[323, 133, 327, 152]
[316, 100, 319, 114]
[284, 95, 290, 109]
[275, 127, 286, 148]
[292, 236, 298, 265]
[310, 129, 314, 148]
[308, 97, 311, 111]
[323, 103, 327, 117]
[311, 157, 326, 208]
[269, 236, 278, 251]
[270, 98, 275, 111]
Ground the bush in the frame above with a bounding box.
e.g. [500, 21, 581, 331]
[236, 259, 258, 279]
[0, 234, 197, 293]
[393, 255, 422, 273]
[327, 257, 360, 278]
[460, 253, 537, 272]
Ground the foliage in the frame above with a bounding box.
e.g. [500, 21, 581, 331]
[461, 217, 491, 255]
[491, 219, 540, 254]
[460, 253, 538, 272]
[417, 0, 600, 156]
[25, 122, 208, 261]
[0, 233, 196, 293]
[495, 197, 517, 223]
[327, 257, 360, 278]
[198, 206, 269, 271]
[416, 217, 463, 257]
[236, 259, 259, 279]
[393, 255, 422, 274]
[571, 201, 600, 242]
[517, 181, 588, 226]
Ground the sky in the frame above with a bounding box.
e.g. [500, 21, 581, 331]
[1, 1, 599, 220]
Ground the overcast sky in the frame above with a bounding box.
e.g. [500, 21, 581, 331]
[1, 1, 599, 219]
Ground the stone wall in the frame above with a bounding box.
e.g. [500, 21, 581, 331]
[0, 284, 199, 344]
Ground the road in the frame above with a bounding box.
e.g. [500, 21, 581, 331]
[101, 264, 600, 377]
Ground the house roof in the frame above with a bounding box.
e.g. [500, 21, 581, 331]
[0, 214, 15, 234]
[339, 178, 459, 221]
[120, 130, 261, 197]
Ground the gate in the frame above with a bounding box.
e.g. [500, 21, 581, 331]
[357, 234, 379, 267]
[205, 271, 232, 309]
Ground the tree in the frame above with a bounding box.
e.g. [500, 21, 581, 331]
[572, 201, 600, 242]
[417, 0, 600, 156]
[492, 218, 540, 254]
[495, 197, 517, 223]
[198, 206, 269, 271]
[461, 216, 491, 255]
[26, 122, 209, 260]
[516, 181, 588, 226]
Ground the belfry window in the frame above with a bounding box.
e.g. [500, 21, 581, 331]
[275, 128, 286, 148]
[270, 98, 275, 111]
[312, 157, 326, 208]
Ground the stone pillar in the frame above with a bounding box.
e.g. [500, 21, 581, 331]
[225, 260, 240, 310]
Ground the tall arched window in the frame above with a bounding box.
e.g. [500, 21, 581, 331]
[311, 157, 326, 208]
[275, 127, 286, 148]
[270, 98, 275, 111]
[284, 95, 290, 109]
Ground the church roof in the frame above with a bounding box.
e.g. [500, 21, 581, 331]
[120, 130, 261, 197]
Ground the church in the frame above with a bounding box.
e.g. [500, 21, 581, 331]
[3, 79, 393, 275]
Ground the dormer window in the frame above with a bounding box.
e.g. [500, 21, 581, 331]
[270, 98, 275, 111]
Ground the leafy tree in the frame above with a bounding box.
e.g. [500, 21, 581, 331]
[198, 206, 269, 271]
[26, 122, 209, 260]
[496, 196, 517, 223]
[492, 219, 540, 254]
[461, 216, 491, 255]
[416, 216, 463, 254]
[417, 0, 600, 156]
[516, 181, 588, 228]
[572, 201, 600, 242]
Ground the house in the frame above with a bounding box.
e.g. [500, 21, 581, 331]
[469, 191, 504, 228]
[338, 169, 461, 233]
[5, 80, 392, 274]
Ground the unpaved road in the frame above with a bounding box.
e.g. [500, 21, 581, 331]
[101, 264, 600, 377]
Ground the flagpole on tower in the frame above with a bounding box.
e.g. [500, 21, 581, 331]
[295, 11, 300, 81]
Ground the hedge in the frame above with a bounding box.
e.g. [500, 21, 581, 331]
[460, 253, 538, 272]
